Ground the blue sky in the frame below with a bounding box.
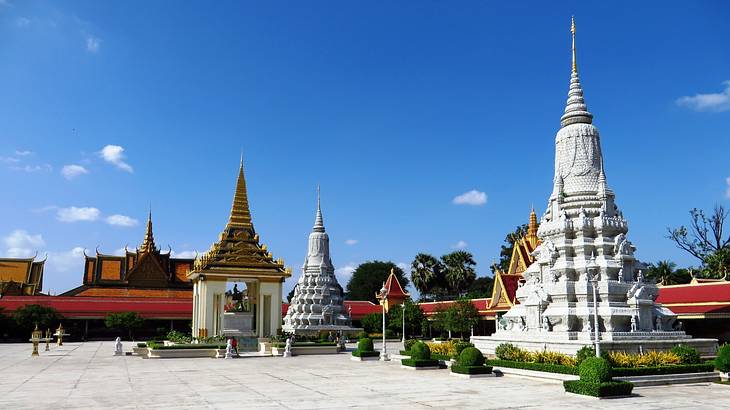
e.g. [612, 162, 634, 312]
[1, 1, 729, 296]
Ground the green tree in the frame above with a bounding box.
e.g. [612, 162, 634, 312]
[492, 224, 529, 274]
[345, 261, 409, 303]
[410, 253, 449, 301]
[465, 276, 494, 299]
[360, 313, 382, 334]
[644, 260, 692, 285]
[446, 298, 480, 339]
[386, 298, 425, 337]
[105, 312, 145, 341]
[441, 251, 477, 296]
[13, 304, 62, 334]
[668, 205, 730, 279]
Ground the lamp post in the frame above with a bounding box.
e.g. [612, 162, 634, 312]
[30, 324, 41, 357]
[401, 303, 406, 343]
[376, 282, 389, 361]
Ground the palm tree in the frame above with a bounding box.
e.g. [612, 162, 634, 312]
[442, 251, 477, 295]
[410, 253, 442, 295]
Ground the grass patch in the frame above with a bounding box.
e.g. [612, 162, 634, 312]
[451, 365, 493, 375]
[563, 380, 634, 397]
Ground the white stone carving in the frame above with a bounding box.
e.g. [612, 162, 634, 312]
[114, 337, 123, 356]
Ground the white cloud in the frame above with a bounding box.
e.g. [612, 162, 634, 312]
[3, 230, 45, 258]
[10, 164, 52, 172]
[344, 239, 358, 246]
[33, 205, 58, 213]
[14, 150, 32, 156]
[86, 35, 101, 53]
[172, 250, 198, 259]
[451, 240, 468, 250]
[15, 17, 30, 27]
[396, 262, 409, 272]
[676, 81, 730, 112]
[336, 263, 357, 277]
[105, 214, 138, 227]
[61, 164, 89, 180]
[99, 145, 133, 172]
[0, 156, 20, 163]
[47, 247, 86, 272]
[452, 189, 488, 206]
[726, 177, 730, 199]
[57, 206, 100, 222]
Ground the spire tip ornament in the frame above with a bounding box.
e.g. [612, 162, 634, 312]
[571, 16, 577, 74]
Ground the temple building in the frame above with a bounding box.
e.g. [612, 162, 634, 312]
[0, 255, 45, 296]
[188, 159, 291, 341]
[61, 212, 194, 298]
[283, 190, 359, 335]
[471, 18, 717, 356]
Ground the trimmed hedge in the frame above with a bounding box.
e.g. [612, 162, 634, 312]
[431, 353, 451, 361]
[611, 363, 715, 377]
[147, 342, 225, 350]
[580, 357, 612, 383]
[358, 338, 374, 352]
[451, 365, 493, 375]
[352, 350, 380, 358]
[410, 341, 431, 360]
[399, 350, 410, 356]
[137, 343, 147, 348]
[563, 380, 634, 397]
[401, 358, 440, 368]
[487, 359, 579, 375]
[458, 347, 485, 367]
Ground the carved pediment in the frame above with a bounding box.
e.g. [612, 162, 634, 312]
[126, 252, 169, 287]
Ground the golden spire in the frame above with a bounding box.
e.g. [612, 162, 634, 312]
[140, 208, 156, 253]
[528, 207, 538, 238]
[227, 156, 253, 228]
[571, 16, 577, 73]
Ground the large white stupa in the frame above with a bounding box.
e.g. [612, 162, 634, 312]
[282, 190, 360, 336]
[471, 18, 717, 356]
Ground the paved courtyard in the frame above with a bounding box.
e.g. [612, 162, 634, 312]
[0, 341, 728, 409]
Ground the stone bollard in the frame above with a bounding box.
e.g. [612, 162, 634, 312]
[114, 337, 123, 356]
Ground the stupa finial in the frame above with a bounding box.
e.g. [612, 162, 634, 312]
[571, 16, 577, 74]
[140, 207, 156, 253]
[313, 185, 325, 232]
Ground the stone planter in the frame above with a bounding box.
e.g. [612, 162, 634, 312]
[147, 348, 226, 359]
[720, 372, 729, 382]
[259, 342, 272, 355]
[450, 372, 496, 379]
[132, 347, 149, 356]
[401, 365, 440, 370]
[272, 345, 339, 356]
[351, 355, 380, 361]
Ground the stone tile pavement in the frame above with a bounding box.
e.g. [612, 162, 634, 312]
[0, 341, 728, 409]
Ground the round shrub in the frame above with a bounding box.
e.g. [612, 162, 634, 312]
[404, 338, 418, 352]
[410, 341, 431, 360]
[453, 341, 474, 358]
[458, 347, 485, 367]
[716, 344, 730, 372]
[671, 344, 700, 364]
[579, 357, 612, 383]
[575, 345, 595, 366]
[357, 338, 374, 352]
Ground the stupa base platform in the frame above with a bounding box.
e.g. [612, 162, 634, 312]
[471, 333, 718, 357]
[282, 325, 363, 336]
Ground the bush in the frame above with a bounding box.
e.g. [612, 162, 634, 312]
[671, 345, 701, 364]
[166, 330, 192, 344]
[563, 380, 634, 397]
[495, 343, 517, 360]
[530, 350, 577, 367]
[136, 343, 147, 348]
[13, 304, 62, 333]
[575, 345, 595, 366]
[147, 342, 225, 350]
[410, 341, 431, 360]
[606, 350, 681, 368]
[404, 338, 418, 352]
[716, 344, 730, 372]
[451, 364, 493, 375]
[458, 347, 485, 367]
[453, 341, 474, 359]
[361, 313, 381, 334]
[357, 338, 374, 352]
[579, 357, 612, 383]
[355, 331, 368, 340]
